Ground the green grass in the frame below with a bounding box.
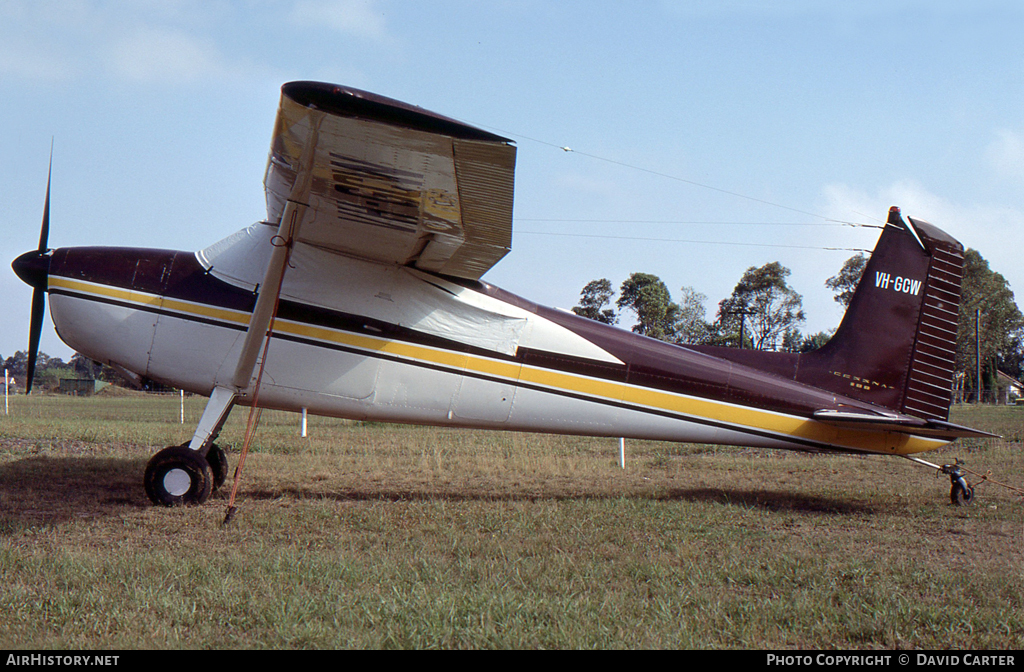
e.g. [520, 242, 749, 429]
[0, 395, 1022, 648]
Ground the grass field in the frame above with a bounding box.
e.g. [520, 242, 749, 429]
[0, 392, 1022, 649]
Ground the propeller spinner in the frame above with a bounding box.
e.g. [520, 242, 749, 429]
[11, 152, 53, 394]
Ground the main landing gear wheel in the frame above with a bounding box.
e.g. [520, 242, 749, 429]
[144, 446, 214, 506]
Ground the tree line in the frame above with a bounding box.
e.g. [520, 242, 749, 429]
[1, 352, 92, 390]
[572, 249, 1023, 401]
[572, 262, 818, 351]
[0, 352, 149, 393]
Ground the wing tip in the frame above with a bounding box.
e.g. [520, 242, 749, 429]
[282, 81, 512, 144]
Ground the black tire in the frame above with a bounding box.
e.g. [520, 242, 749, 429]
[206, 444, 229, 490]
[144, 446, 214, 506]
[950, 481, 974, 506]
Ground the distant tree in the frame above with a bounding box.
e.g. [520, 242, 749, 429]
[4, 351, 29, 379]
[672, 286, 714, 345]
[46, 356, 67, 370]
[798, 330, 834, 353]
[571, 278, 618, 325]
[825, 252, 867, 308]
[616, 273, 680, 341]
[1003, 334, 1024, 383]
[71, 353, 94, 378]
[69, 353, 134, 385]
[36, 363, 76, 390]
[956, 249, 1024, 401]
[717, 262, 805, 350]
[1, 351, 133, 391]
[1, 351, 75, 391]
[780, 327, 804, 353]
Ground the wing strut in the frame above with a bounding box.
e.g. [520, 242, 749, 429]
[230, 200, 306, 389]
[232, 112, 319, 390]
[221, 116, 321, 524]
[186, 114, 320, 459]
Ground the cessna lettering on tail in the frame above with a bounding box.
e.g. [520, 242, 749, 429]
[875, 271, 922, 296]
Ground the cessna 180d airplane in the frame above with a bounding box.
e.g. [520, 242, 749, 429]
[13, 81, 993, 508]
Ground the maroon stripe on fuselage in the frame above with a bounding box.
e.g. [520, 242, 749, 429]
[49, 247, 257, 313]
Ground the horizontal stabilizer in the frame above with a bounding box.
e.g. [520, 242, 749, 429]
[813, 409, 999, 439]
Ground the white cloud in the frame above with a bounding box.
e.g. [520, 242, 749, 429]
[105, 27, 234, 84]
[0, 1, 260, 84]
[658, 0, 1018, 19]
[986, 129, 1024, 184]
[0, 1, 95, 80]
[289, 0, 391, 42]
[0, 41, 76, 80]
[822, 180, 1024, 296]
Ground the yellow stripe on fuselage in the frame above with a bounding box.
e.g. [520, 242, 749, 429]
[50, 276, 251, 326]
[49, 276, 948, 455]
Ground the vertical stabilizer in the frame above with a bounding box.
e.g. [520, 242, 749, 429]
[797, 207, 964, 420]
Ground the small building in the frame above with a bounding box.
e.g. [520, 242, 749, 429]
[997, 371, 1022, 405]
[57, 378, 109, 396]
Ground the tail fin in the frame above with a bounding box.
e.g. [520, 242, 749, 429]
[797, 207, 964, 421]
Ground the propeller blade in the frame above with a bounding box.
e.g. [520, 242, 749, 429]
[38, 145, 51, 252]
[26, 287, 46, 394]
[24, 144, 53, 394]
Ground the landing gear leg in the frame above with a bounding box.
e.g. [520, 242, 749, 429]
[187, 385, 237, 453]
[903, 456, 975, 506]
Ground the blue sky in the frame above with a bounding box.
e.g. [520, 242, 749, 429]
[2, 1, 1022, 362]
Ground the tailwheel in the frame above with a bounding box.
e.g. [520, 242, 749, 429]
[144, 446, 214, 506]
[903, 456, 979, 506]
[206, 443, 229, 491]
[950, 480, 974, 506]
[942, 460, 974, 507]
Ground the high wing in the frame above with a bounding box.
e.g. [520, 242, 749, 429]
[264, 81, 516, 280]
